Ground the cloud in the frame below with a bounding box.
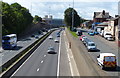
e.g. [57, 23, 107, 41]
[2, 0, 118, 19]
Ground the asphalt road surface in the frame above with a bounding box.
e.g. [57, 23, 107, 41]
[77, 28, 119, 76]
[11, 30, 60, 76]
[0, 32, 47, 66]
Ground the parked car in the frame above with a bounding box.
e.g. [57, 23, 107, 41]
[86, 41, 97, 51]
[104, 33, 114, 41]
[76, 30, 82, 36]
[94, 31, 99, 35]
[47, 47, 56, 54]
[97, 53, 117, 70]
[79, 35, 85, 41]
[107, 36, 114, 41]
[88, 31, 95, 36]
[83, 38, 90, 45]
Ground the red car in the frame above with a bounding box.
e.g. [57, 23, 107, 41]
[79, 35, 85, 40]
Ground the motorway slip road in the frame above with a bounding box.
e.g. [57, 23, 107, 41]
[0, 32, 47, 66]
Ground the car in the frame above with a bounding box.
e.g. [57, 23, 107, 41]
[104, 33, 114, 41]
[86, 41, 97, 51]
[31, 34, 35, 37]
[94, 31, 99, 35]
[54, 38, 59, 43]
[97, 53, 117, 70]
[38, 30, 43, 35]
[79, 35, 85, 41]
[88, 31, 95, 36]
[57, 33, 60, 37]
[107, 36, 114, 41]
[76, 31, 82, 36]
[47, 47, 56, 54]
[83, 38, 91, 45]
[82, 37, 88, 44]
[49, 36, 53, 39]
[35, 35, 39, 39]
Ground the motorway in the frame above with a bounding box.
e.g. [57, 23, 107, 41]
[11, 30, 60, 76]
[0, 31, 47, 66]
[77, 28, 119, 76]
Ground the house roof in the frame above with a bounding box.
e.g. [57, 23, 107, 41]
[110, 16, 119, 21]
[94, 10, 110, 18]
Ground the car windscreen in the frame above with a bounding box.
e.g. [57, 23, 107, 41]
[105, 56, 116, 62]
[89, 43, 95, 46]
[106, 33, 111, 35]
[49, 48, 54, 50]
[2, 37, 10, 40]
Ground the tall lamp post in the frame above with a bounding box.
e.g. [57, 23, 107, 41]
[72, 0, 74, 31]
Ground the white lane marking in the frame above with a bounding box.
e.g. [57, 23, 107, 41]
[11, 34, 49, 77]
[37, 68, 39, 71]
[41, 60, 43, 63]
[44, 55, 46, 57]
[64, 32, 74, 76]
[57, 31, 62, 78]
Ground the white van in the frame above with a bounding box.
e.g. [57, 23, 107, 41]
[97, 53, 117, 70]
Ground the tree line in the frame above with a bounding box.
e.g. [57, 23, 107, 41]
[1, 1, 33, 36]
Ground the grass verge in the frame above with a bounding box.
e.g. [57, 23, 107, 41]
[67, 27, 78, 38]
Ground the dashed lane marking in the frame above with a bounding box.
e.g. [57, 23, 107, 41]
[37, 68, 39, 71]
[41, 60, 43, 63]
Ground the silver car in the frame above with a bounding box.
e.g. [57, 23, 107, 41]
[47, 47, 56, 54]
[54, 38, 59, 43]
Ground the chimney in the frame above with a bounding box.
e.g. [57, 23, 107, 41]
[102, 10, 105, 15]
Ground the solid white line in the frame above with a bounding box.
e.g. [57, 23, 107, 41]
[41, 60, 43, 63]
[57, 31, 62, 78]
[37, 68, 39, 71]
[11, 34, 49, 77]
[64, 32, 74, 76]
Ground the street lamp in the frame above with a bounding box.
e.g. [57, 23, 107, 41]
[72, 0, 74, 31]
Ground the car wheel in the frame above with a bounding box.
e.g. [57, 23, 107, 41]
[101, 65, 104, 70]
[88, 49, 90, 52]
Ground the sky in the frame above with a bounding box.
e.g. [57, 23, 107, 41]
[2, 0, 119, 20]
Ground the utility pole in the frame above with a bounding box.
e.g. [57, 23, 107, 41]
[72, 0, 74, 31]
[31, 2, 32, 15]
[49, 6, 51, 30]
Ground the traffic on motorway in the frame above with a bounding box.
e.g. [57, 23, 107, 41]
[10, 29, 62, 76]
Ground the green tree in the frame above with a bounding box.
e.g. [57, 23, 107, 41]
[2, 2, 33, 35]
[64, 8, 80, 27]
[33, 15, 42, 23]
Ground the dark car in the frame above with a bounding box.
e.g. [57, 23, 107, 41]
[77, 31, 82, 36]
[38, 30, 43, 35]
[31, 34, 35, 37]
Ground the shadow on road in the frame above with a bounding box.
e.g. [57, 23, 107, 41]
[19, 38, 31, 41]
[105, 66, 120, 72]
[89, 49, 100, 52]
[13, 46, 23, 50]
